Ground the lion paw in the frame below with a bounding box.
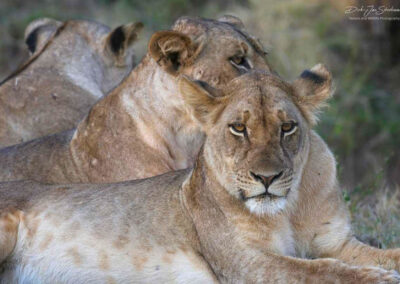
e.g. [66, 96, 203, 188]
[352, 266, 400, 284]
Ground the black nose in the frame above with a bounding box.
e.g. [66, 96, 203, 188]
[250, 171, 283, 188]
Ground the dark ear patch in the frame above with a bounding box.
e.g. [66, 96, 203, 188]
[25, 28, 40, 53]
[106, 22, 142, 65]
[110, 26, 125, 54]
[168, 51, 180, 70]
[300, 70, 325, 85]
[292, 63, 333, 125]
[148, 31, 195, 75]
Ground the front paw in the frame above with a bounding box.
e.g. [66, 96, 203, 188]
[347, 266, 400, 284]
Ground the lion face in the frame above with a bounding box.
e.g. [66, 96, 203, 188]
[179, 65, 332, 216]
[176, 17, 271, 87]
[209, 83, 308, 215]
[149, 16, 272, 88]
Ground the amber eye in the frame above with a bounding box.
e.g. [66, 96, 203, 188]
[281, 121, 298, 135]
[229, 55, 251, 71]
[231, 55, 245, 65]
[229, 123, 246, 136]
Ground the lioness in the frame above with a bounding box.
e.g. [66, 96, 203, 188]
[0, 16, 399, 274]
[0, 15, 272, 182]
[0, 71, 399, 283]
[0, 18, 143, 148]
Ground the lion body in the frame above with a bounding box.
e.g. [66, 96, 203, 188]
[0, 17, 272, 183]
[0, 71, 398, 283]
[0, 19, 140, 148]
[0, 17, 399, 281]
[0, 171, 219, 283]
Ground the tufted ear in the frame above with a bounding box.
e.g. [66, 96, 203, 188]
[218, 15, 245, 29]
[292, 64, 333, 125]
[24, 18, 62, 55]
[179, 75, 226, 125]
[149, 31, 198, 75]
[106, 22, 143, 66]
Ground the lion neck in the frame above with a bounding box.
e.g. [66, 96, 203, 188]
[180, 148, 296, 278]
[72, 54, 204, 180]
[120, 55, 205, 169]
[183, 148, 289, 253]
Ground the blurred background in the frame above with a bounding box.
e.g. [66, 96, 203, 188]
[1, 0, 399, 247]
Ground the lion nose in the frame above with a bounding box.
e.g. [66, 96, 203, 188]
[250, 171, 283, 188]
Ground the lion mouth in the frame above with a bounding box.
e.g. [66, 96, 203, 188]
[244, 189, 289, 200]
[238, 170, 293, 201]
[254, 190, 288, 200]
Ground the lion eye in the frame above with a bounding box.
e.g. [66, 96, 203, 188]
[229, 123, 246, 136]
[281, 121, 298, 135]
[231, 55, 244, 65]
[229, 55, 251, 72]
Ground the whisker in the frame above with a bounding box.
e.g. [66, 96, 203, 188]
[278, 176, 293, 183]
[274, 181, 292, 187]
[276, 180, 291, 187]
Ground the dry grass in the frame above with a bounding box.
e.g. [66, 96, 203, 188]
[348, 186, 400, 248]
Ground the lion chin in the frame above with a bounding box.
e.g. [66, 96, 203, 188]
[245, 197, 287, 216]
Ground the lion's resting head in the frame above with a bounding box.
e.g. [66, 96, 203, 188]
[149, 15, 272, 88]
[179, 64, 332, 215]
[21, 18, 143, 92]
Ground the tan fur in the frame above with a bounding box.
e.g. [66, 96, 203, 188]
[0, 16, 272, 183]
[0, 210, 21, 263]
[0, 16, 398, 277]
[0, 18, 142, 148]
[290, 132, 400, 270]
[0, 71, 398, 283]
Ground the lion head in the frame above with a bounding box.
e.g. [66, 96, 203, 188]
[148, 15, 272, 88]
[21, 18, 143, 93]
[179, 64, 332, 215]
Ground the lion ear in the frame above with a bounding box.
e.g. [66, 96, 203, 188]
[24, 18, 62, 55]
[106, 22, 143, 66]
[179, 75, 225, 125]
[292, 64, 333, 125]
[149, 31, 197, 75]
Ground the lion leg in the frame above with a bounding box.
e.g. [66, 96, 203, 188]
[268, 255, 400, 284]
[292, 132, 400, 273]
[303, 201, 400, 272]
[329, 238, 400, 272]
[306, 209, 400, 272]
[0, 210, 21, 263]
